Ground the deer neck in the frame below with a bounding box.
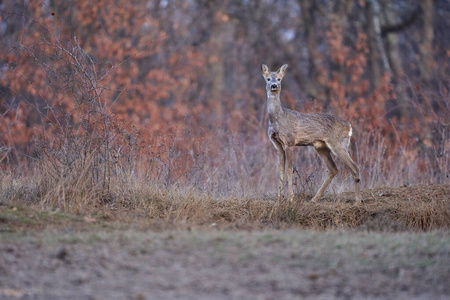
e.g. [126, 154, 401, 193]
[267, 92, 283, 119]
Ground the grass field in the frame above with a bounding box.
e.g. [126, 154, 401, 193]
[1, 228, 450, 299]
[1, 184, 449, 299]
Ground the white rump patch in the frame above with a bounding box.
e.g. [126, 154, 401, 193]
[347, 125, 352, 147]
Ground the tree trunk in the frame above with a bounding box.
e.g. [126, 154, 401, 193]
[382, 3, 410, 120]
[366, 0, 392, 88]
[300, 0, 320, 99]
[383, 5, 404, 79]
[419, 0, 434, 83]
[210, 19, 225, 99]
[366, 1, 382, 88]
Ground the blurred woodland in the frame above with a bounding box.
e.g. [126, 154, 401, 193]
[0, 0, 448, 197]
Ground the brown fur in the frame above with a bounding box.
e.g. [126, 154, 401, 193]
[262, 64, 361, 203]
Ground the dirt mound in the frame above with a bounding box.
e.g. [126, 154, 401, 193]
[241, 184, 449, 232]
[155, 184, 450, 232]
[1, 184, 449, 232]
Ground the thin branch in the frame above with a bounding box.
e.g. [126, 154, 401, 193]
[381, 5, 422, 36]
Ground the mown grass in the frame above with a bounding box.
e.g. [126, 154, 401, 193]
[1, 228, 450, 299]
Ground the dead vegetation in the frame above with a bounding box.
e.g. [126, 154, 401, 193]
[1, 173, 449, 232]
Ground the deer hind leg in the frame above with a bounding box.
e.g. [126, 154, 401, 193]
[311, 143, 338, 202]
[334, 148, 362, 203]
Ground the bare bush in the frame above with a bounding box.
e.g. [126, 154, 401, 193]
[6, 37, 141, 210]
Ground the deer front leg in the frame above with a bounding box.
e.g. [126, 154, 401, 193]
[277, 147, 286, 200]
[285, 147, 294, 201]
[270, 134, 286, 200]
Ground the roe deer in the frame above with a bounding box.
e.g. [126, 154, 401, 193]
[262, 64, 361, 203]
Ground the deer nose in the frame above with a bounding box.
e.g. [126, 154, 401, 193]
[271, 84, 278, 89]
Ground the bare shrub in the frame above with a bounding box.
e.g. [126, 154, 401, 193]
[6, 37, 141, 211]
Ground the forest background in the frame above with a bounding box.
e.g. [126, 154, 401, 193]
[0, 0, 448, 203]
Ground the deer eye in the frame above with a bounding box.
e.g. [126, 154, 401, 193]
[277, 78, 281, 81]
[267, 78, 270, 81]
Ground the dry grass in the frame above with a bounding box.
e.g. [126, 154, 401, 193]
[2, 168, 448, 232]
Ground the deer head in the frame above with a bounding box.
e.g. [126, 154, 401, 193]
[262, 64, 288, 95]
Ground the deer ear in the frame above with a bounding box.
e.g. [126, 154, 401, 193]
[262, 64, 270, 78]
[277, 64, 288, 77]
